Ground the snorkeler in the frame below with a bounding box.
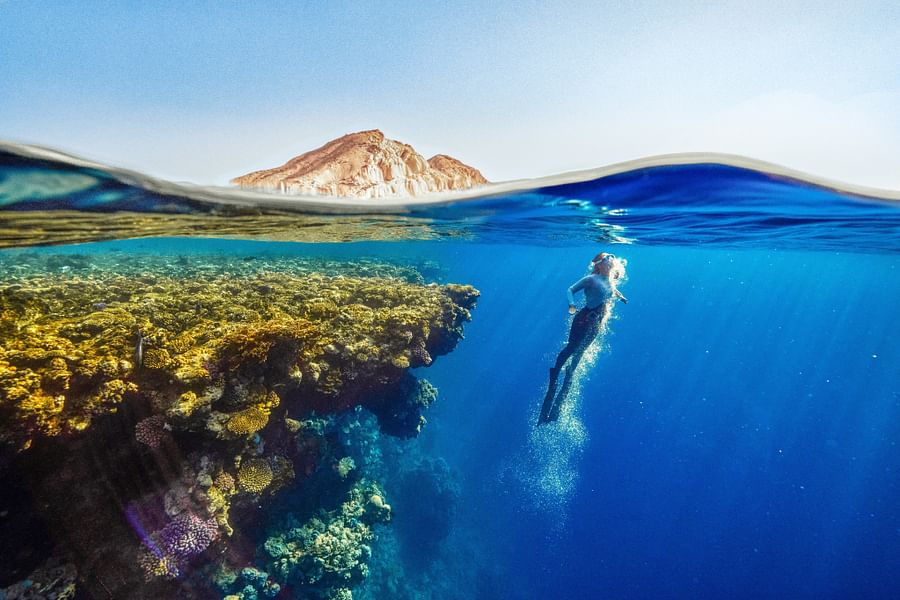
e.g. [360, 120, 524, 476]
[538, 252, 628, 425]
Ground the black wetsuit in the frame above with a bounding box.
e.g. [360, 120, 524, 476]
[538, 303, 607, 424]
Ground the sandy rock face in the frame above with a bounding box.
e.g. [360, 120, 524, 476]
[231, 129, 488, 198]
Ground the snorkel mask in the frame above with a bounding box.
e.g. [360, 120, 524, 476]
[589, 253, 628, 279]
[589, 253, 616, 271]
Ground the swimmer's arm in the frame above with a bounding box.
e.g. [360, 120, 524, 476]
[609, 278, 628, 304]
[567, 277, 589, 311]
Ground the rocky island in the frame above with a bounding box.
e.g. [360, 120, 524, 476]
[231, 129, 488, 198]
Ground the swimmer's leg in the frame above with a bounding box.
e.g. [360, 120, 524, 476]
[546, 308, 605, 422]
[538, 310, 594, 425]
[548, 346, 587, 422]
[539, 338, 583, 424]
[538, 363, 563, 424]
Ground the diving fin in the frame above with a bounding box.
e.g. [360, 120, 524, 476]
[538, 367, 561, 425]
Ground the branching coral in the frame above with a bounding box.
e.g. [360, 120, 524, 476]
[134, 414, 167, 448]
[218, 320, 323, 375]
[336, 456, 356, 479]
[141, 347, 172, 370]
[138, 512, 219, 581]
[138, 550, 181, 581]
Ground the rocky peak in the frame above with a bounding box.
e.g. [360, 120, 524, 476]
[231, 129, 488, 198]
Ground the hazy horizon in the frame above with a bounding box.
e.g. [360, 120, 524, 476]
[2, 1, 899, 189]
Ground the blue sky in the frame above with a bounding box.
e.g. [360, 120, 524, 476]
[1, 1, 899, 187]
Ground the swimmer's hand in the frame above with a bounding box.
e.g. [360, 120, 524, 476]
[615, 290, 628, 304]
[568, 305, 577, 315]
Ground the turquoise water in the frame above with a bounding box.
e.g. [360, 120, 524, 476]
[1, 148, 899, 599]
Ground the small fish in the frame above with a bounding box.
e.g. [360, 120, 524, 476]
[134, 329, 144, 369]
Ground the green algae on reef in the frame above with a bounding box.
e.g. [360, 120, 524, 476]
[0, 253, 478, 599]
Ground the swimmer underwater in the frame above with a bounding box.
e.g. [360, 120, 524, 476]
[538, 252, 628, 425]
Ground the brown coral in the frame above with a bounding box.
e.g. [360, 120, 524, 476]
[134, 414, 167, 448]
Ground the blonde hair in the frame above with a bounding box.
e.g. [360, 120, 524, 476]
[590, 252, 627, 282]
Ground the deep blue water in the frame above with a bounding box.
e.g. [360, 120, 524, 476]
[419, 242, 900, 599]
[1, 148, 899, 598]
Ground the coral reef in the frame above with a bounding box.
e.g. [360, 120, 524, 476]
[258, 479, 390, 600]
[367, 373, 439, 438]
[238, 459, 274, 494]
[135, 512, 218, 581]
[0, 254, 478, 598]
[212, 408, 397, 600]
[0, 558, 77, 600]
[134, 414, 168, 448]
[0, 261, 477, 449]
[225, 406, 270, 437]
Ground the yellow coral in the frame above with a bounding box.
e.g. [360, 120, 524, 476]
[262, 390, 280, 410]
[18, 390, 65, 438]
[139, 551, 179, 580]
[43, 357, 71, 391]
[218, 319, 322, 372]
[214, 471, 236, 493]
[167, 333, 196, 354]
[85, 379, 136, 417]
[238, 458, 273, 493]
[206, 485, 234, 536]
[172, 351, 212, 384]
[0, 267, 478, 447]
[225, 406, 269, 436]
[172, 390, 201, 418]
[141, 348, 171, 370]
